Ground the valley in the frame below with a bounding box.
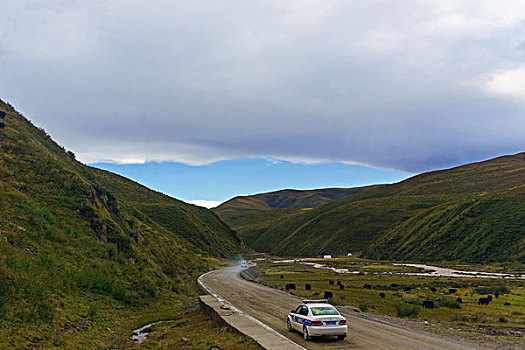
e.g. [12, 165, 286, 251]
[1, 98, 523, 349]
[215, 153, 525, 262]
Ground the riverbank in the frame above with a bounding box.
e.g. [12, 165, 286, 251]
[258, 258, 525, 349]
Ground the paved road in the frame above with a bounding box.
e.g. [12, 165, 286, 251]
[201, 266, 482, 350]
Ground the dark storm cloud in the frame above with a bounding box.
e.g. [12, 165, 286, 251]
[0, 0, 524, 171]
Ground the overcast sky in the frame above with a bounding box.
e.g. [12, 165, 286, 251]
[1, 1, 524, 192]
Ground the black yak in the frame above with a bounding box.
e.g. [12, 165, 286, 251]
[478, 298, 490, 305]
[422, 300, 435, 308]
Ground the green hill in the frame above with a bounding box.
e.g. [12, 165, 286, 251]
[213, 186, 376, 220]
[365, 184, 525, 262]
[0, 100, 242, 347]
[227, 152, 525, 262]
[214, 186, 379, 250]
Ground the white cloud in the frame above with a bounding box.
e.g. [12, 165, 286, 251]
[186, 200, 223, 209]
[485, 65, 525, 100]
[0, 1, 524, 172]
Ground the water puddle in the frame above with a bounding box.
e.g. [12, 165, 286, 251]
[274, 259, 525, 279]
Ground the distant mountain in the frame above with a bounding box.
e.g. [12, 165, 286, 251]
[223, 152, 525, 262]
[214, 186, 377, 219]
[0, 100, 241, 346]
[213, 187, 378, 250]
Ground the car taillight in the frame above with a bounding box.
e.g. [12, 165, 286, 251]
[311, 321, 323, 326]
[339, 319, 347, 325]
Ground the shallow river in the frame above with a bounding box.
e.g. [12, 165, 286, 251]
[275, 259, 525, 279]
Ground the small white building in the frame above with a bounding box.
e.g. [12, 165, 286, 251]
[323, 255, 332, 259]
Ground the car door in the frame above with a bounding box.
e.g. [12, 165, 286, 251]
[292, 305, 304, 330]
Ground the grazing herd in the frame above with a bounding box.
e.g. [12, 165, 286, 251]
[280, 278, 510, 311]
[285, 283, 296, 291]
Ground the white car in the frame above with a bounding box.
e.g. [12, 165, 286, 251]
[286, 300, 347, 341]
[240, 260, 247, 268]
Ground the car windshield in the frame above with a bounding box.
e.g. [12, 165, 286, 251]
[310, 307, 339, 316]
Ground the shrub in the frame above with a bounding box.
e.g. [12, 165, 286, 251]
[396, 304, 420, 318]
[359, 303, 368, 312]
[88, 307, 98, 320]
[143, 283, 157, 298]
[475, 286, 510, 295]
[451, 314, 469, 322]
[440, 299, 461, 309]
[111, 235, 132, 254]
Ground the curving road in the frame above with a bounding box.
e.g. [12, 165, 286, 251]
[200, 266, 482, 350]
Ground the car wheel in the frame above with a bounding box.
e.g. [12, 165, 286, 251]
[287, 318, 293, 332]
[337, 335, 346, 340]
[303, 326, 311, 341]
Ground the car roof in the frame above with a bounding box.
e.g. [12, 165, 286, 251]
[303, 303, 335, 308]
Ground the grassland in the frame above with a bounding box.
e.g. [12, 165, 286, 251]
[257, 258, 525, 342]
[0, 99, 246, 348]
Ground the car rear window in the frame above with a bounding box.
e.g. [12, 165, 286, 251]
[310, 307, 339, 316]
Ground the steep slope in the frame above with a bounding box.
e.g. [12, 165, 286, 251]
[213, 186, 376, 220]
[365, 185, 525, 262]
[235, 152, 525, 261]
[94, 169, 240, 257]
[0, 100, 241, 347]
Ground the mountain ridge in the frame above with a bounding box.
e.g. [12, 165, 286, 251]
[214, 185, 379, 219]
[221, 151, 525, 262]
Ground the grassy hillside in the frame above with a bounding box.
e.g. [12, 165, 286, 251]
[230, 152, 525, 262]
[365, 185, 525, 262]
[213, 186, 376, 220]
[94, 169, 241, 258]
[0, 100, 242, 348]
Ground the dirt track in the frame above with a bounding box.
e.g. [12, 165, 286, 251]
[201, 266, 482, 350]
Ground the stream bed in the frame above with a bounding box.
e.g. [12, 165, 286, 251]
[275, 259, 525, 279]
[131, 320, 174, 345]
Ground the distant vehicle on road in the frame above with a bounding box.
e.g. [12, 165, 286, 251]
[287, 299, 347, 341]
[240, 260, 247, 268]
[323, 255, 332, 259]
